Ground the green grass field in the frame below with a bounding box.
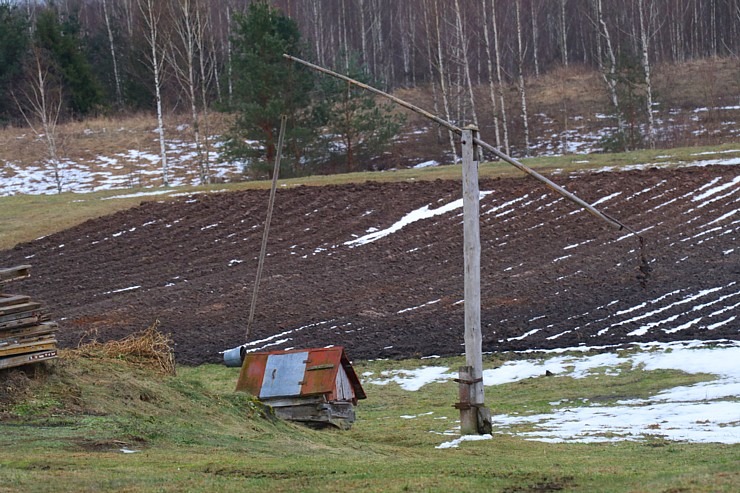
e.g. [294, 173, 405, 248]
[0, 351, 737, 493]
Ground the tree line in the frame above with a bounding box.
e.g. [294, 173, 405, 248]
[1, 0, 737, 182]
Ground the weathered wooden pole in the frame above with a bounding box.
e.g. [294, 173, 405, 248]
[245, 115, 288, 342]
[459, 126, 491, 435]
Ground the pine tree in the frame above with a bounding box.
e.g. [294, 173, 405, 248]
[0, 5, 30, 124]
[317, 56, 404, 172]
[33, 8, 103, 117]
[224, 2, 315, 178]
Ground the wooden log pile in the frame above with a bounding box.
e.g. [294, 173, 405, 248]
[0, 265, 58, 370]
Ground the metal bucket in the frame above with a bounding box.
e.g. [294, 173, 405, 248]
[223, 345, 246, 367]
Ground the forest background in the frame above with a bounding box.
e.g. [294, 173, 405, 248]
[0, 0, 738, 189]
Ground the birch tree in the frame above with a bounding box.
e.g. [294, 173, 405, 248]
[14, 47, 64, 193]
[593, 0, 627, 147]
[481, 0, 501, 149]
[637, 0, 656, 147]
[139, 0, 169, 186]
[422, 0, 443, 143]
[559, 0, 569, 66]
[454, 0, 480, 135]
[515, 0, 530, 156]
[490, 0, 509, 154]
[170, 0, 209, 184]
[433, 0, 458, 162]
[101, 0, 123, 109]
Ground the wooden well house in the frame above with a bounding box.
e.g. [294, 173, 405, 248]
[236, 346, 366, 429]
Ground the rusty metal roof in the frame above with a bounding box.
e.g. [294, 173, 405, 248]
[235, 346, 366, 402]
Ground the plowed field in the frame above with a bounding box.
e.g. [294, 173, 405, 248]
[1, 164, 737, 364]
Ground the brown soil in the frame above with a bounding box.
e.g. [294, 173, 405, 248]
[1, 165, 737, 364]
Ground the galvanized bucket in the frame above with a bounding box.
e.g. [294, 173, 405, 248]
[223, 345, 246, 367]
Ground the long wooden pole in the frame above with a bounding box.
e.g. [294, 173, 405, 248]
[460, 126, 488, 435]
[282, 54, 640, 238]
[245, 115, 288, 341]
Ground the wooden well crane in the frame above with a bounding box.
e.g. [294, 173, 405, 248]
[284, 54, 646, 435]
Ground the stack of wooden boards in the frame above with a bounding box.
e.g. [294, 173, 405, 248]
[0, 265, 58, 370]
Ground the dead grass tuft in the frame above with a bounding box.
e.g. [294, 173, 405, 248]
[75, 320, 176, 376]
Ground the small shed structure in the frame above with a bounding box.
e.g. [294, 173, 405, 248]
[236, 346, 366, 429]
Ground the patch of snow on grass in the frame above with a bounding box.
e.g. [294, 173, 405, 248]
[366, 366, 454, 391]
[370, 341, 740, 444]
[436, 434, 493, 449]
[413, 160, 439, 169]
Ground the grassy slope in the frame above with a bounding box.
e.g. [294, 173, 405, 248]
[2, 142, 738, 251]
[0, 352, 737, 492]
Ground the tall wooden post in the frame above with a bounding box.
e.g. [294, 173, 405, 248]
[459, 126, 491, 435]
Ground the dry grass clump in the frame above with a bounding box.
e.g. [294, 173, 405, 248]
[76, 320, 176, 376]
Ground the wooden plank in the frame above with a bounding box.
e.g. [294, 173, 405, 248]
[0, 301, 42, 317]
[0, 314, 45, 332]
[272, 401, 356, 429]
[0, 340, 57, 358]
[0, 322, 57, 340]
[0, 349, 57, 370]
[0, 327, 59, 348]
[0, 334, 52, 347]
[0, 265, 31, 284]
[0, 309, 45, 326]
[0, 294, 31, 307]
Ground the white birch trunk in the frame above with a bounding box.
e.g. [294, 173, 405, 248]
[531, 0, 540, 76]
[560, 0, 569, 66]
[359, 0, 368, 68]
[102, 0, 123, 109]
[515, 0, 530, 156]
[595, 0, 626, 142]
[422, 0, 443, 143]
[14, 48, 64, 193]
[226, 3, 233, 104]
[196, 2, 214, 183]
[434, 0, 458, 162]
[171, 0, 205, 184]
[638, 0, 656, 148]
[481, 0, 501, 149]
[491, 0, 510, 155]
[139, 0, 169, 186]
[454, 0, 481, 160]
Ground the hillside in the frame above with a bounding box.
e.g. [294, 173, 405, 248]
[1, 159, 736, 364]
[1, 59, 738, 196]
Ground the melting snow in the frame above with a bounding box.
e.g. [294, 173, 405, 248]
[365, 341, 740, 444]
[344, 191, 493, 247]
[436, 434, 493, 449]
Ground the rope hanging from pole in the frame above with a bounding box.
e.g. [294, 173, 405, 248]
[245, 115, 288, 342]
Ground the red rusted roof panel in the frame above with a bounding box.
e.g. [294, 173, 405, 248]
[235, 352, 268, 395]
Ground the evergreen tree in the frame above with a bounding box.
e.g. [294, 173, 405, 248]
[317, 56, 404, 172]
[224, 2, 315, 178]
[600, 53, 646, 152]
[0, 5, 30, 124]
[34, 8, 103, 117]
